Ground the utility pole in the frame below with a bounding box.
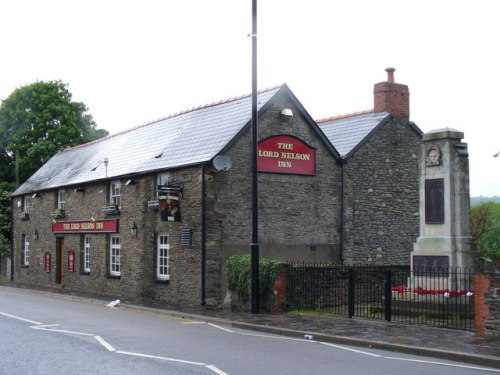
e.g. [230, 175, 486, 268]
[250, 0, 260, 314]
[15, 151, 20, 187]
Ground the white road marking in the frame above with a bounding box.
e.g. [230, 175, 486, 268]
[0, 311, 42, 325]
[205, 364, 230, 375]
[238, 331, 314, 342]
[30, 326, 95, 336]
[319, 342, 383, 357]
[116, 350, 206, 366]
[384, 356, 500, 373]
[95, 335, 116, 352]
[4, 307, 497, 374]
[207, 323, 235, 333]
[31, 324, 60, 329]
[207, 323, 312, 342]
[1, 310, 232, 373]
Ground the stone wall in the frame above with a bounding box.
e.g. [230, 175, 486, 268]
[343, 117, 422, 265]
[213, 94, 342, 260]
[0, 254, 11, 279]
[209, 94, 343, 302]
[475, 259, 500, 335]
[11, 165, 205, 309]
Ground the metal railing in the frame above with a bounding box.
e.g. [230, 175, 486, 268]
[285, 262, 474, 331]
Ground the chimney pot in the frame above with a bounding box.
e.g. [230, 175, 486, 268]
[385, 67, 396, 82]
[373, 67, 410, 117]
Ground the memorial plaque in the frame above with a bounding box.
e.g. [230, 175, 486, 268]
[425, 178, 444, 224]
[413, 255, 449, 276]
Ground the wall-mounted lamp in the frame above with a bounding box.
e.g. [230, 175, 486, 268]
[74, 187, 85, 193]
[33, 229, 38, 240]
[130, 222, 138, 238]
[281, 108, 293, 117]
[125, 179, 137, 186]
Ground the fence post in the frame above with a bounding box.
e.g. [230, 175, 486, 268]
[348, 268, 355, 318]
[384, 269, 392, 322]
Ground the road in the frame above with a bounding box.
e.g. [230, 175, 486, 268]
[0, 288, 497, 375]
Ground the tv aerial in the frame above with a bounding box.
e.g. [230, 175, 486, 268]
[213, 155, 232, 172]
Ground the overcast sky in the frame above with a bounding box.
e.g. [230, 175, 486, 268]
[1, 0, 499, 196]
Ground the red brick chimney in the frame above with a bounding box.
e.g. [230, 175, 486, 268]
[374, 67, 410, 117]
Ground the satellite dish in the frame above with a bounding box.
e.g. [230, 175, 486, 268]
[213, 155, 232, 171]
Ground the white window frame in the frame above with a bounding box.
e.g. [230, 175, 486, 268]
[157, 173, 172, 187]
[110, 180, 121, 208]
[24, 196, 31, 213]
[23, 235, 30, 266]
[84, 235, 91, 273]
[157, 234, 170, 280]
[58, 189, 66, 210]
[110, 235, 121, 276]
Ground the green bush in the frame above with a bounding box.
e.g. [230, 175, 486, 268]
[478, 221, 500, 260]
[471, 202, 500, 260]
[225, 254, 280, 308]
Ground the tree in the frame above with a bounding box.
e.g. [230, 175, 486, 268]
[471, 202, 500, 259]
[0, 81, 108, 185]
[0, 81, 108, 258]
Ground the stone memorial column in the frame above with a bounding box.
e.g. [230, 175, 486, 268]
[412, 128, 473, 288]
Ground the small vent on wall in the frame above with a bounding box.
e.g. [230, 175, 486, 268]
[181, 228, 193, 248]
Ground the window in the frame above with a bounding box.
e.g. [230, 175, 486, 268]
[58, 189, 66, 210]
[84, 235, 91, 273]
[22, 235, 30, 266]
[24, 196, 31, 213]
[157, 173, 172, 187]
[110, 180, 121, 207]
[157, 234, 170, 280]
[110, 235, 121, 276]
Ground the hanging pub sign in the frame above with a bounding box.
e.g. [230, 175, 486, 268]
[257, 135, 315, 175]
[160, 195, 181, 222]
[52, 219, 119, 233]
[68, 251, 75, 273]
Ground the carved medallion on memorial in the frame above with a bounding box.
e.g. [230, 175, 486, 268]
[425, 145, 442, 167]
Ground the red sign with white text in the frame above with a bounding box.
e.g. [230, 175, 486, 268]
[68, 251, 75, 272]
[52, 219, 119, 234]
[257, 135, 315, 175]
[44, 252, 51, 273]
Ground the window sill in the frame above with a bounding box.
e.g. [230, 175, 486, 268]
[155, 278, 170, 284]
[106, 274, 121, 279]
[81, 271, 90, 275]
[21, 265, 29, 268]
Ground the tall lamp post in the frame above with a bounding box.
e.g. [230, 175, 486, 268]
[250, 0, 260, 314]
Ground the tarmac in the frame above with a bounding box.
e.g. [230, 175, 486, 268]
[2, 285, 500, 370]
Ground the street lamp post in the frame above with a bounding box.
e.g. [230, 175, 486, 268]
[250, 0, 260, 314]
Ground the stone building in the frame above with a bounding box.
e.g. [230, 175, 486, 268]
[318, 68, 423, 264]
[11, 69, 423, 308]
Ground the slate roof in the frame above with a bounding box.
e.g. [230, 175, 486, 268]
[13, 86, 283, 196]
[317, 110, 390, 158]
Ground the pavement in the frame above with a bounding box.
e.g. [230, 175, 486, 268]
[2, 285, 500, 369]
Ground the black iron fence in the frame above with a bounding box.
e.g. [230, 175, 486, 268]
[285, 262, 474, 331]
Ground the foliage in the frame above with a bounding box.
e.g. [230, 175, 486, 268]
[0, 80, 108, 184]
[225, 254, 280, 308]
[0, 190, 11, 255]
[471, 202, 500, 259]
[0, 81, 108, 256]
[477, 221, 500, 260]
